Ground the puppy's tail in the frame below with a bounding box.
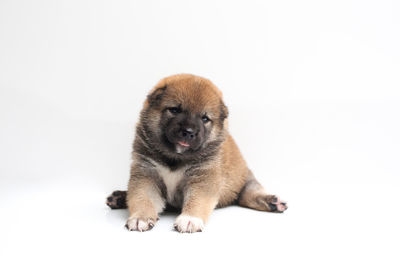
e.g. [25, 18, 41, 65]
[106, 190, 127, 209]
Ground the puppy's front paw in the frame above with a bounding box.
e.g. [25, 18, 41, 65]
[261, 195, 288, 213]
[125, 217, 156, 232]
[174, 215, 204, 233]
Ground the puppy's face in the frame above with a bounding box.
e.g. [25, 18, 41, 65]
[142, 74, 228, 158]
[162, 105, 209, 154]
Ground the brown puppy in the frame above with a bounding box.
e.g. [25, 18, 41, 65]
[106, 74, 287, 233]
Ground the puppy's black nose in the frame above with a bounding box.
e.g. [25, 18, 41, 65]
[180, 128, 196, 139]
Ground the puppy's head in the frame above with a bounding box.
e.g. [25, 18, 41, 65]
[141, 74, 228, 158]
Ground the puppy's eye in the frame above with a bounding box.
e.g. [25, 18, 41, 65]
[202, 115, 211, 123]
[168, 107, 182, 114]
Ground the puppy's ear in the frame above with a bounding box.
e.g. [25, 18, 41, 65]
[147, 86, 167, 107]
[220, 100, 229, 121]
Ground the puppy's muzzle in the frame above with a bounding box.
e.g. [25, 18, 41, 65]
[179, 127, 197, 140]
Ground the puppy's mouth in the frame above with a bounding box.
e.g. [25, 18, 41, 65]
[176, 141, 190, 154]
[178, 141, 190, 147]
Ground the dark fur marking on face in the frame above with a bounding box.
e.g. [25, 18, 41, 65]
[136, 110, 220, 170]
[161, 111, 207, 154]
[135, 120, 224, 172]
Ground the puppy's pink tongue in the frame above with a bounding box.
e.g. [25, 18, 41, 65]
[178, 141, 190, 147]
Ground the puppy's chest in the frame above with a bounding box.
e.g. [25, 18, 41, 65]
[155, 164, 186, 203]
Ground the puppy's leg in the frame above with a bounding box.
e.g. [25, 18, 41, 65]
[125, 171, 166, 232]
[106, 190, 127, 209]
[174, 174, 220, 233]
[238, 172, 288, 213]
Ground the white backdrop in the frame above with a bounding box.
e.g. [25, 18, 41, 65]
[1, 0, 399, 266]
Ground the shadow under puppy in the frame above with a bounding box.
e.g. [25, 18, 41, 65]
[106, 74, 287, 233]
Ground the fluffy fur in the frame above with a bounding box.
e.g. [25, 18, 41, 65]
[106, 74, 287, 233]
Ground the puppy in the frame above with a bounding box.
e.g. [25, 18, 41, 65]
[106, 74, 287, 233]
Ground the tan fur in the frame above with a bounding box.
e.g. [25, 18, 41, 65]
[127, 167, 163, 221]
[121, 74, 287, 232]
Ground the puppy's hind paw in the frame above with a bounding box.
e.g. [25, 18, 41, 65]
[106, 190, 127, 209]
[260, 195, 288, 213]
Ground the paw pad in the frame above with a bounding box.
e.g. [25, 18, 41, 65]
[262, 195, 288, 213]
[106, 190, 127, 209]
